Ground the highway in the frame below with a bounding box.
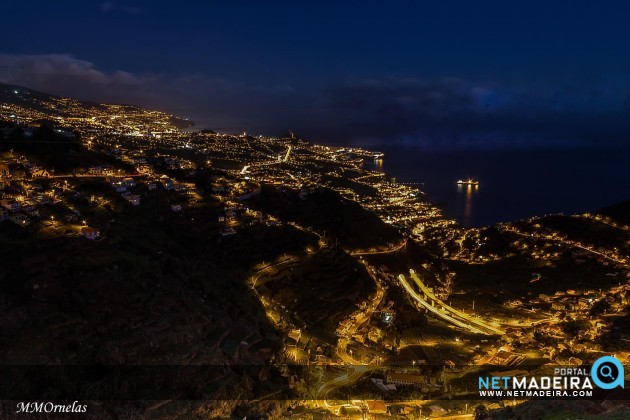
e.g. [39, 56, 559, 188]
[408, 270, 504, 335]
[399, 274, 486, 334]
[246, 145, 293, 170]
[283, 145, 292, 162]
[399, 270, 504, 335]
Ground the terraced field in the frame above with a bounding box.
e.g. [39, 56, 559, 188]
[257, 248, 376, 332]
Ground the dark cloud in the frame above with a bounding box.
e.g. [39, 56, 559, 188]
[1, 54, 629, 150]
[0, 54, 313, 134]
[0, 54, 148, 100]
[320, 77, 630, 149]
[100, 2, 143, 15]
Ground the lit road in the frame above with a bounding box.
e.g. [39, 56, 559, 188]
[283, 145, 292, 162]
[315, 265, 385, 407]
[578, 215, 630, 232]
[314, 365, 377, 408]
[399, 273, 485, 334]
[250, 256, 299, 289]
[409, 270, 504, 335]
[247, 145, 293, 169]
[49, 173, 143, 178]
[399, 270, 504, 335]
[336, 278, 385, 364]
[350, 238, 408, 256]
[501, 226, 627, 266]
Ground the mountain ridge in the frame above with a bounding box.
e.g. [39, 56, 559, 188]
[0, 82, 194, 129]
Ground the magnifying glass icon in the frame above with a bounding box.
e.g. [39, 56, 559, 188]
[599, 365, 614, 379]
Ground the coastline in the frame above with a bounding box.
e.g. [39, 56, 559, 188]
[364, 147, 630, 227]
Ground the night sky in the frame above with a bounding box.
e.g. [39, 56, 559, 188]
[2, 1, 630, 149]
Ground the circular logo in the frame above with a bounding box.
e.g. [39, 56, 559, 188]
[591, 356, 625, 390]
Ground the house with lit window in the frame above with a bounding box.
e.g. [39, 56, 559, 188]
[385, 371, 426, 387]
[1, 199, 20, 212]
[0, 163, 9, 179]
[81, 226, 100, 240]
[160, 176, 174, 190]
[30, 167, 51, 178]
[366, 400, 387, 415]
[124, 194, 141, 206]
[9, 213, 30, 226]
[35, 195, 50, 205]
[220, 227, 236, 236]
[21, 200, 39, 217]
[122, 177, 136, 188]
[88, 165, 115, 176]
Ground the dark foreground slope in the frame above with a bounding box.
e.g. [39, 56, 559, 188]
[599, 200, 630, 225]
[0, 189, 309, 415]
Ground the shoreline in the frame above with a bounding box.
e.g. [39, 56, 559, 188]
[362, 147, 630, 227]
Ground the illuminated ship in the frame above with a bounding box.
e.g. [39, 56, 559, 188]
[456, 178, 479, 186]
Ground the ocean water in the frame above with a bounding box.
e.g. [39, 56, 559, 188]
[364, 148, 630, 227]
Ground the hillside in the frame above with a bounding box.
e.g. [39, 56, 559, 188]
[0, 82, 193, 130]
[1, 83, 628, 418]
[599, 200, 630, 225]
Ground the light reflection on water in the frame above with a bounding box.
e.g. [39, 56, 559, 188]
[457, 184, 479, 226]
[366, 157, 484, 226]
[362, 149, 630, 227]
[364, 159, 384, 173]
